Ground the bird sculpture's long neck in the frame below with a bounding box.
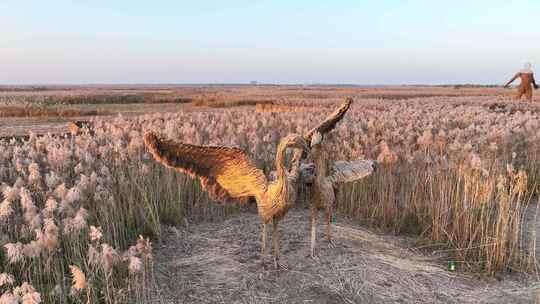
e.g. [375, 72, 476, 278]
[258, 140, 292, 223]
[273, 141, 289, 191]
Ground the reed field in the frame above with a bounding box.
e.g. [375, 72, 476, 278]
[1, 85, 539, 303]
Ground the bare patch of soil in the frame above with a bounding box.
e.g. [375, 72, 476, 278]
[153, 209, 537, 304]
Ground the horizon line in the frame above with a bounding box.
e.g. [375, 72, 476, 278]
[0, 82, 502, 88]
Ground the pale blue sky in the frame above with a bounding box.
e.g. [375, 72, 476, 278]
[1, 1, 539, 84]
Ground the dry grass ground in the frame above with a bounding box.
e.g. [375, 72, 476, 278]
[154, 209, 537, 304]
[1, 84, 531, 139]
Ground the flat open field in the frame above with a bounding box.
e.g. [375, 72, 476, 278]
[1, 85, 540, 303]
[1, 84, 537, 137]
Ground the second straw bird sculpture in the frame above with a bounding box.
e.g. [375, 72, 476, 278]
[304, 131, 376, 257]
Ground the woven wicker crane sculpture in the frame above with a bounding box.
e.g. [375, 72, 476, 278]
[289, 97, 376, 257]
[303, 131, 376, 257]
[144, 132, 308, 269]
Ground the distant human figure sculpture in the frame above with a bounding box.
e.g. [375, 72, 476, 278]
[504, 62, 539, 101]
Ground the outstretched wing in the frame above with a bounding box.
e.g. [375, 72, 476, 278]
[288, 98, 353, 174]
[304, 97, 353, 142]
[144, 132, 268, 203]
[328, 160, 376, 184]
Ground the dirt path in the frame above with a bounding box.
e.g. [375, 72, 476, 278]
[153, 209, 537, 304]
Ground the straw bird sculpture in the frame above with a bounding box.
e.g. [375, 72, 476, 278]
[304, 131, 376, 257]
[144, 132, 308, 269]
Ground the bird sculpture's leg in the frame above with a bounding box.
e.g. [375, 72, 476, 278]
[310, 204, 318, 258]
[325, 206, 335, 248]
[272, 218, 287, 270]
[261, 222, 268, 265]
